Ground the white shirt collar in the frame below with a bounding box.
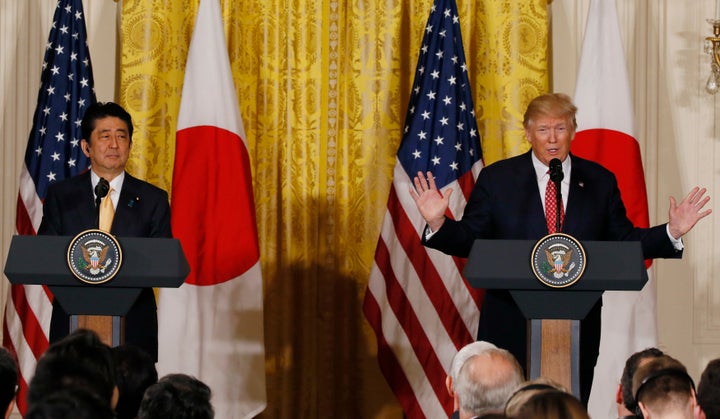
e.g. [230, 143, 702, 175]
[90, 171, 125, 207]
[531, 152, 571, 182]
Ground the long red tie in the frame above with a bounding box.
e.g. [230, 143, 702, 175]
[545, 180, 564, 234]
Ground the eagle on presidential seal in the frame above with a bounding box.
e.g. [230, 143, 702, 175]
[545, 248, 575, 279]
[81, 241, 113, 275]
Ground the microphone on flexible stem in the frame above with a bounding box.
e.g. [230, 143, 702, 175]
[549, 158, 564, 233]
[95, 177, 110, 229]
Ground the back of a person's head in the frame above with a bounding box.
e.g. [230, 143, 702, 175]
[27, 329, 116, 408]
[504, 377, 568, 417]
[137, 373, 214, 419]
[24, 389, 114, 419]
[621, 347, 665, 412]
[449, 341, 498, 383]
[455, 347, 524, 417]
[0, 347, 18, 415]
[632, 355, 695, 418]
[696, 358, 720, 419]
[511, 390, 590, 419]
[112, 344, 158, 419]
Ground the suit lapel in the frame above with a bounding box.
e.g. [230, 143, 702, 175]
[565, 156, 589, 235]
[76, 171, 98, 230]
[112, 174, 140, 235]
[515, 152, 548, 238]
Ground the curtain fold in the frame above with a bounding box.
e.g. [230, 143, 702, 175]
[118, 0, 547, 416]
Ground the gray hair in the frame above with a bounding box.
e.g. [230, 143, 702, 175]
[455, 347, 525, 417]
[449, 341, 498, 383]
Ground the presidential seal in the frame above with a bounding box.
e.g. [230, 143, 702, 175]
[66, 229, 122, 285]
[531, 233, 586, 288]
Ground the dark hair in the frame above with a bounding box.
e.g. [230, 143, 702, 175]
[513, 390, 589, 419]
[505, 381, 566, 417]
[631, 356, 694, 414]
[112, 344, 158, 419]
[27, 329, 116, 408]
[0, 347, 18, 413]
[137, 373, 214, 419]
[696, 359, 720, 419]
[25, 389, 115, 419]
[81, 101, 134, 143]
[621, 347, 664, 412]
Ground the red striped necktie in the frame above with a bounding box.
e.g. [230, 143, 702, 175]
[545, 179, 564, 234]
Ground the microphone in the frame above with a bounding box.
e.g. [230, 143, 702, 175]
[95, 178, 110, 229]
[549, 158, 564, 183]
[95, 178, 110, 203]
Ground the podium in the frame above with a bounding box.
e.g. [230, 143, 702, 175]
[463, 239, 647, 397]
[4, 235, 189, 346]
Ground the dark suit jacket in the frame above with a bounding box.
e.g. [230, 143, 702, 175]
[38, 171, 172, 360]
[424, 151, 680, 402]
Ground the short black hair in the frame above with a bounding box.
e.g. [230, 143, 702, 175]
[27, 329, 116, 409]
[621, 347, 664, 412]
[81, 102, 133, 143]
[112, 344, 158, 419]
[25, 389, 115, 419]
[697, 358, 720, 419]
[0, 347, 18, 413]
[137, 374, 214, 419]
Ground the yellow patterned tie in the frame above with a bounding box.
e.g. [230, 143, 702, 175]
[99, 187, 115, 232]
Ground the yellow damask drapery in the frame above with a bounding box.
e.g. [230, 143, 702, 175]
[119, 0, 548, 417]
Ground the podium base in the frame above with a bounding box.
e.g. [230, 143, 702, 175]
[70, 315, 122, 347]
[529, 319, 580, 398]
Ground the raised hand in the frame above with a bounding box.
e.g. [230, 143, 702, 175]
[409, 171, 453, 232]
[668, 186, 712, 239]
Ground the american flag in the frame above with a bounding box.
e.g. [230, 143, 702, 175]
[363, 0, 484, 417]
[4, 0, 96, 413]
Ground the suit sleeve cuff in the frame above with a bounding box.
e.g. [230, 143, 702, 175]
[666, 224, 684, 251]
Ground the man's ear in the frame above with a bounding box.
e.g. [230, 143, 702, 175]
[616, 383, 623, 404]
[638, 401, 651, 419]
[445, 375, 454, 397]
[81, 139, 90, 157]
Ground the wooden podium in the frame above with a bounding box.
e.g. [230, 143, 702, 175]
[4, 235, 189, 347]
[463, 239, 647, 397]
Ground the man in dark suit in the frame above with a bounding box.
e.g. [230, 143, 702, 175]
[38, 102, 172, 361]
[410, 93, 711, 403]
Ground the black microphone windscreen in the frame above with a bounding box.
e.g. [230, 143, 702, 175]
[95, 178, 110, 199]
[549, 158, 564, 182]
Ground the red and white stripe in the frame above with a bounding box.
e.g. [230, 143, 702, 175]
[571, 0, 657, 417]
[364, 160, 483, 418]
[5, 165, 53, 414]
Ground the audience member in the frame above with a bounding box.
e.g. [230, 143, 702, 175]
[24, 389, 115, 419]
[631, 355, 696, 419]
[137, 373, 214, 419]
[511, 390, 590, 419]
[447, 340, 499, 418]
[112, 344, 158, 419]
[0, 347, 18, 419]
[453, 345, 524, 419]
[504, 377, 567, 417]
[618, 347, 665, 419]
[695, 358, 720, 419]
[27, 329, 117, 410]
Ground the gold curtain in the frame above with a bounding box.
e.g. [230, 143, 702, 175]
[119, 0, 548, 417]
